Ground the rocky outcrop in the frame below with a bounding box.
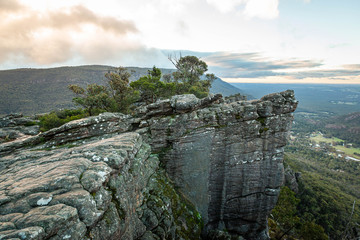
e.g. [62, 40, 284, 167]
[284, 166, 301, 194]
[140, 91, 297, 239]
[0, 91, 297, 240]
[0, 114, 40, 144]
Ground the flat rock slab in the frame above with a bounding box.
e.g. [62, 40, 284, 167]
[0, 132, 152, 240]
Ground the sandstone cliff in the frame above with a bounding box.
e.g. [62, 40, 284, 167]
[0, 91, 297, 240]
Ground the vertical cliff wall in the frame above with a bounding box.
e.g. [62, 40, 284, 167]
[0, 90, 297, 240]
[138, 90, 297, 239]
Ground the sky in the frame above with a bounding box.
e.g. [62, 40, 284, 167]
[1, 0, 360, 84]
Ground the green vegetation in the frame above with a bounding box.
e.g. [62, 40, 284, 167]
[146, 171, 203, 240]
[310, 134, 343, 144]
[69, 67, 138, 115]
[321, 112, 360, 147]
[165, 55, 215, 98]
[68, 56, 215, 115]
[293, 111, 360, 148]
[283, 144, 360, 239]
[310, 133, 360, 158]
[276, 110, 360, 239]
[37, 108, 88, 132]
[0, 63, 245, 116]
[130, 66, 176, 104]
[269, 186, 328, 240]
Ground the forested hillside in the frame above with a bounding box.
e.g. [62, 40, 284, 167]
[270, 111, 360, 239]
[0, 65, 246, 116]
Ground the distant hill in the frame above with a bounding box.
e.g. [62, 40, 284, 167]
[322, 112, 360, 147]
[231, 83, 360, 115]
[0, 65, 247, 116]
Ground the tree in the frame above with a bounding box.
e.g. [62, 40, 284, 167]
[300, 221, 328, 240]
[270, 186, 301, 239]
[68, 83, 114, 116]
[169, 55, 207, 85]
[167, 54, 215, 98]
[68, 67, 137, 115]
[104, 67, 137, 113]
[130, 66, 175, 104]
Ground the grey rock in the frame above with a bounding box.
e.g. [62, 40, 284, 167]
[145, 90, 297, 238]
[0, 91, 297, 240]
[284, 166, 300, 193]
[0, 114, 40, 144]
[170, 94, 200, 112]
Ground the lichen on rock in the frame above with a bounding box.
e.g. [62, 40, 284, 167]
[0, 91, 297, 239]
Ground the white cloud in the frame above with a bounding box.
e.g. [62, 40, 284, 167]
[244, 0, 279, 19]
[206, 0, 279, 19]
[206, 0, 246, 13]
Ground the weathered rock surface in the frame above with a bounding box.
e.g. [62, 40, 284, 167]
[140, 90, 297, 239]
[0, 114, 40, 144]
[0, 91, 297, 239]
[284, 166, 301, 194]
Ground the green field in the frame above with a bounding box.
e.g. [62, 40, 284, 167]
[310, 134, 360, 158]
[310, 134, 342, 143]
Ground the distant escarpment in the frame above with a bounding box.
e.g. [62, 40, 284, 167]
[0, 91, 297, 240]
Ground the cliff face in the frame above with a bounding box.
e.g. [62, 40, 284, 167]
[0, 91, 297, 240]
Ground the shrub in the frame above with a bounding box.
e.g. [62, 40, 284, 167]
[38, 108, 88, 132]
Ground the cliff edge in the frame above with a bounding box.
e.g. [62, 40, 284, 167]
[0, 90, 297, 240]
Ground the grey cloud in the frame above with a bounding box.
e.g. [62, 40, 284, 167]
[208, 66, 281, 78]
[200, 52, 360, 80]
[0, 3, 138, 65]
[203, 52, 322, 78]
[46, 5, 137, 34]
[0, 0, 23, 13]
[204, 52, 322, 72]
[342, 64, 360, 70]
[289, 69, 360, 79]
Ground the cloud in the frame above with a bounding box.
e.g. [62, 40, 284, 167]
[206, 0, 279, 19]
[44, 5, 137, 34]
[204, 52, 322, 78]
[342, 64, 360, 70]
[0, 0, 23, 13]
[243, 0, 279, 19]
[0, 3, 138, 65]
[200, 51, 360, 81]
[289, 69, 360, 79]
[206, 0, 246, 13]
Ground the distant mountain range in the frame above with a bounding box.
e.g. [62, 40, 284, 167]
[0, 65, 247, 116]
[231, 83, 360, 115]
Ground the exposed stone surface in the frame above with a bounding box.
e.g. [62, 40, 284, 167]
[0, 112, 133, 157]
[284, 166, 301, 194]
[142, 90, 297, 239]
[1, 132, 157, 239]
[0, 114, 40, 144]
[0, 91, 297, 240]
[0, 131, 201, 240]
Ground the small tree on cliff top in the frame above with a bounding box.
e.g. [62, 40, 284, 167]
[68, 56, 215, 114]
[130, 66, 177, 104]
[68, 84, 114, 116]
[104, 67, 138, 113]
[68, 67, 137, 115]
[166, 54, 215, 98]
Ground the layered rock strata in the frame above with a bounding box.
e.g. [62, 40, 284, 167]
[139, 90, 297, 239]
[0, 90, 297, 240]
